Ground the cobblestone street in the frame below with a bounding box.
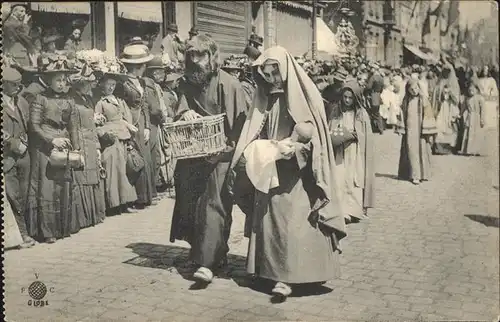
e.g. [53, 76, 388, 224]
[4, 129, 499, 322]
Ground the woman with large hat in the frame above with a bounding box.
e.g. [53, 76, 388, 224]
[68, 63, 107, 227]
[115, 44, 159, 209]
[25, 53, 81, 243]
[94, 61, 139, 215]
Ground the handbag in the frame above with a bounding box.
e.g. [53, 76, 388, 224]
[48, 149, 85, 168]
[126, 142, 145, 184]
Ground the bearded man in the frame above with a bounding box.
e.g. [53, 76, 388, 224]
[169, 35, 247, 284]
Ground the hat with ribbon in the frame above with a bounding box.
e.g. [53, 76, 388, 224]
[3, 66, 23, 83]
[120, 44, 154, 64]
[189, 26, 199, 36]
[249, 34, 263, 46]
[37, 53, 78, 74]
[127, 36, 148, 46]
[8, 3, 29, 13]
[221, 59, 244, 72]
[93, 53, 129, 80]
[167, 23, 178, 33]
[69, 62, 97, 84]
[146, 55, 168, 70]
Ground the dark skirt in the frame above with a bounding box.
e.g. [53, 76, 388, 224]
[26, 149, 79, 240]
[73, 183, 106, 227]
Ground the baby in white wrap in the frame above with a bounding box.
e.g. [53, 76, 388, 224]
[243, 122, 314, 193]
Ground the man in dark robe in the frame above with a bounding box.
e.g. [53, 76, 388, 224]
[170, 35, 247, 283]
[2, 67, 36, 248]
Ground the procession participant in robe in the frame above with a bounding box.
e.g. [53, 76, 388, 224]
[395, 79, 434, 185]
[2, 67, 36, 248]
[228, 46, 346, 298]
[328, 81, 375, 224]
[170, 35, 247, 284]
[430, 59, 461, 153]
[433, 85, 460, 155]
[116, 44, 159, 209]
[69, 64, 106, 227]
[478, 66, 499, 129]
[94, 69, 138, 215]
[26, 53, 81, 243]
[145, 56, 169, 195]
[459, 81, 486, 156]
[365, 63, 385, 134]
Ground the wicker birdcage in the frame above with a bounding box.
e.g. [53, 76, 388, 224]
[162, 114, 227, 160]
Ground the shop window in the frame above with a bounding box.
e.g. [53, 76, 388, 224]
[29, 2, 91, 52]
[116, 2, 163, 54]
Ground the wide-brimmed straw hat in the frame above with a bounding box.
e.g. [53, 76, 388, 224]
[120, 44, 154, 64]
[37, 53, 78, 74]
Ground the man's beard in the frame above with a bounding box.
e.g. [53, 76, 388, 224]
[185, 61, 215, 87]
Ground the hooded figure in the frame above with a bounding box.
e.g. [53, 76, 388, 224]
[395, 79, 433, 185]
[459, 80, 486, 156]
[228, 46, 346, 298]
[328, 81, 375, 223]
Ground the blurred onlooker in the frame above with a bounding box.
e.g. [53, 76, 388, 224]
[4, 3, 34, 66]
[188, 26, 199, 41]
[161, 23, 184, 67]
[64, 19, 87, 53]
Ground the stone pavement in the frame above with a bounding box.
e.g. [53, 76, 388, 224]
[3, 129, 499, 322]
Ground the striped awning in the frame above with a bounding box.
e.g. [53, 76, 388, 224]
[117, 2, 162, 23]
[30, 2, 90, 14]
[278, 1, 313, 13]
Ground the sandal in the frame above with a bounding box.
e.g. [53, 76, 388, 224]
[412, 179, 420, 185]
[193, 267, 214, 283]
[272, 282, 292, 297]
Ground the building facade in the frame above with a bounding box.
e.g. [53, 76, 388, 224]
[5, 1, 320, 60]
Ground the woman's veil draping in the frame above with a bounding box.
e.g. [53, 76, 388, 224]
[230, 46, 346, 245]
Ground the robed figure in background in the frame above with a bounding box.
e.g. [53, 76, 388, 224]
[396, 79, 434, 185]
[228, 46, 346, 298]
[328, 81, 375, 224]
[169, 35, 247, 283]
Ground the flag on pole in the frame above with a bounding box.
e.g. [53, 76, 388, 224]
[441, 0, 460, 36]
